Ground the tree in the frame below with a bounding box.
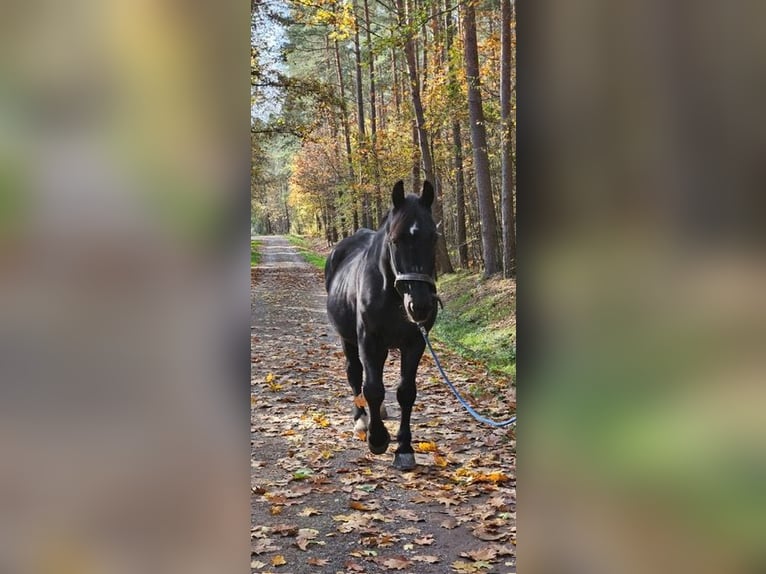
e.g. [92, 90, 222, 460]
[395, 0, 454, 274]
[444, 0, 469, 268]
[462, 0, 500, 276]
[500, 0, 516, 277]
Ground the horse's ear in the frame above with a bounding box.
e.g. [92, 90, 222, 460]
[392, 180, 405, 209]
[420, 180, 434, 209]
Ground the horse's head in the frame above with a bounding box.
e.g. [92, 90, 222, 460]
[387, 180, 438, 324]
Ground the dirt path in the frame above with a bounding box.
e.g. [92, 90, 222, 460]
[251, 235, 516, 573]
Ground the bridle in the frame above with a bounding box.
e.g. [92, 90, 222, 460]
[387, 240, 436, 293]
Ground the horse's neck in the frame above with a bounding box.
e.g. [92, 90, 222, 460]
[370, 230, 394, 283]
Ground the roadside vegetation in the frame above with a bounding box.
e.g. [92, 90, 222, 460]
[432, 271, 516, 379]
[286, 234, 326, 270]
[251, 239, 262, 267]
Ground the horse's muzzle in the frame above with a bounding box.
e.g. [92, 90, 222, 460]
[404, 296, 434, 324]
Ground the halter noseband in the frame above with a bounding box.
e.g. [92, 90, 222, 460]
[387, 241, 436, 291]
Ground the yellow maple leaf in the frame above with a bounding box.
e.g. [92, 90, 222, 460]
[312, 414, 330, 427]
[415, 441, 438, 453]
[270, 505, 283, 515]
[271, 554, 286, 566]
[265, 372, 274, 383]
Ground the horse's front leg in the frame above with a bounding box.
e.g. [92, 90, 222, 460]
[393, 339, 425, 470]
[359, 337, 390, 455]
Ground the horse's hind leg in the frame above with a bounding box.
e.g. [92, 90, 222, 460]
[342, 340, 367, 433]
[392, 340, 425, 470]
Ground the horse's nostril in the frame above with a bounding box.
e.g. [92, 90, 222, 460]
[409, 301, 430, 319]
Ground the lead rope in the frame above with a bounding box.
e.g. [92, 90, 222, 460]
[419, 324, 517, 428]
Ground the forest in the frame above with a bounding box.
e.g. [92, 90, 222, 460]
[251, 0, 516, 278]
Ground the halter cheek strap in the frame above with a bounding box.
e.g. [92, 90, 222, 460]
[388, 243, 436, 290]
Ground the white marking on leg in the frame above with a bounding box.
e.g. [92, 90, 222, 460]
[354, 415, 369, 433]
[409, 222, 418, 236]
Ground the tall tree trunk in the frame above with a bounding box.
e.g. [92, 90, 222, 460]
[352, 3, 370, 229]
[444, 0, 467, 267]
[412, 119, 421, 191]
[363, 0, 383, 227]
[452, 120, 468, 267]
[462, 0, 500, 276]
[334, 38, 354, 236]
[500, 0, 516, 277]
[396, 0, 453, 274]
[391, 45, 401, 114]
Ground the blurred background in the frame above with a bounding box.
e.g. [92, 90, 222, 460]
[0, 0, 249, 572]
[520, 0, 766, 572]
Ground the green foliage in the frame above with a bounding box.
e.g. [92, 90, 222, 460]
[251, 239, 262, 267]
[287, 234, 326, 270]
[431, 271, 516, 377]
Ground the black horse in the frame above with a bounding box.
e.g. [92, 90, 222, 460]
[325, 180, 439, 470]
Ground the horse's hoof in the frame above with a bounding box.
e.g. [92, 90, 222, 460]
[368, 440, 389, 455]
[380, 403, 388, 419]
[392, 453, 416, 470]
[354, 415, 369, 433]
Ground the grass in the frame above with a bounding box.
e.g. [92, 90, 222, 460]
[287, 234, 326, 270]
[251, 239, 261, 267]
[431, 271, 516, 378]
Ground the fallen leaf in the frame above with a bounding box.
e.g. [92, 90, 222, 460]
[414, 535, 434, 545]
[349, 500, 379, 511]
[451, 559, 481, 572]
[432, 454, 449, 467]
[250, 559, 266, 569]
[307, 557, 329, 566]
[440, 517, 459, 529]
[269, 505, 284, 516]
[271, 524, 298, 537]
[312, 413, 330, 427]
[472, 526, 507, 542]
[251, 538, 278, 555]
[295, 529, 320, 551]
[292, 468, 314, 480]
[298, 507, 322, 517]
[462, 547, 498, 562]
[271, 554, 286, 566]
[378, 555, 411, 570]
[415, 441, 438, 453]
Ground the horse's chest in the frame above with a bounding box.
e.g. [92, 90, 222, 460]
[364, 300, 416, 346]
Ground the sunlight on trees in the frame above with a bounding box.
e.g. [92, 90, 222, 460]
[251, 0, 516, 276]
